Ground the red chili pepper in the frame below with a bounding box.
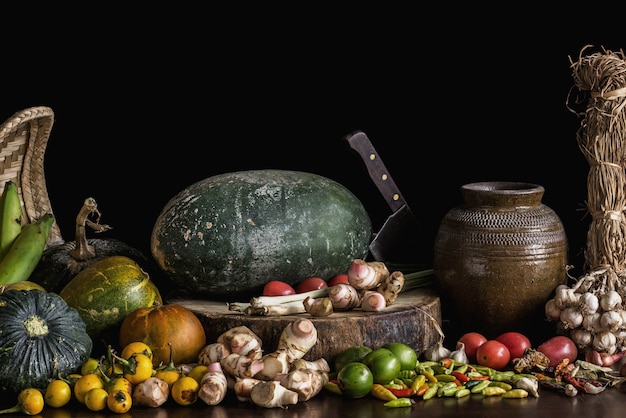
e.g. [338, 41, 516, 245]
[440, 357, 454, 369]
[387, 387, 415, 397]
[469, 375, 490, 381]
[451, 371, 470, 382]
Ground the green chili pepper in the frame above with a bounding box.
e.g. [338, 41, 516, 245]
[422, 385, 439, 400]
[384, 398, 414, 407]
[470, 380, 491, 394]
[455, 388, 471, 398]
[489, 381, 513, 391]
[502, 389, 529, 399]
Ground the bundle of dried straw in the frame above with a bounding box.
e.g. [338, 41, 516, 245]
[570, 45, 626, 275]
[544, 46, 626, 355]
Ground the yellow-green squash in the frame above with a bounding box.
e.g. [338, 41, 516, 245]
[151, 170, 372, 299]
[59, 255, 162, 344]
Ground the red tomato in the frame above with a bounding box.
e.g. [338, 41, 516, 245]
[328, 274, 349, 287]
[263, 280, 296, 296]
[457, 332, 488, 364]
[536, 336, 578, 367]
[495, 332, 532, 361]
[476, 340, 511, 370]
[295, 277, 328, 293]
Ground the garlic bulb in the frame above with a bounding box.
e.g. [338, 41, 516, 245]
[560, 306, 584, 329]
[450, 342, 469, 364]
[583, 312, 601, 332]
[570, 328, 593, 349]
[554, 286, 579, 309]
[423, 339, 451, 362]
[545, 299, 561, 321]
[600, 310, 623, 332]
[578, 292, 599, 315]
[592, 330, 617, 354]
[600, 290, 622, 312]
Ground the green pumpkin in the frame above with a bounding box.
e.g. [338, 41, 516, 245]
[0, 289, 93, 394]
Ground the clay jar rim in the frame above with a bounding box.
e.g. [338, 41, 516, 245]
[461, 181, 545, 208]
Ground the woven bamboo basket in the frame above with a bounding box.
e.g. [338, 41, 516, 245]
[0, 106, 63, 247]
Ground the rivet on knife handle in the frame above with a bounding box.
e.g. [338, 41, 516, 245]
[345, 131, 406, 212]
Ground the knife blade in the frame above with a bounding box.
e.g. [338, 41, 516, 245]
[345, 130, 426, 264]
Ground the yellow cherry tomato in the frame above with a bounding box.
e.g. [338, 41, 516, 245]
[81, 357, 102, 376]
[106, 376, 134, 394]
[121, 341, 153, 360]
[74, 373, 104, 404]
[122, 353, 154, 385]
[154, 367, 182, 388]
[107, 389, 132, 413]
[18, 388, 45, 415]
[105, 363, 125, 378]
[84, 387, 109, 412]
[45, 379, 72, 408]
[171, 376, 199, 406]
[187, 364, 208, 383]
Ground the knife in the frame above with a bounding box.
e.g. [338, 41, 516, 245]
[345, 130, 426, 264]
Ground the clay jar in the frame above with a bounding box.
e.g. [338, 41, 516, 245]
[433, 181, 568, 339]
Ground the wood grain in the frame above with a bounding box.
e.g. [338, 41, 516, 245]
[171, 287, 442, 364]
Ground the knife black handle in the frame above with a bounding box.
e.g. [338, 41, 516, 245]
[345, 131, 406, 212]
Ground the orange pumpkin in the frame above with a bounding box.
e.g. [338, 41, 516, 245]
[118, 304, 206, 367]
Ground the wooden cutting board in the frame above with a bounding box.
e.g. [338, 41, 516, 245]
[170, 287, 442, 364]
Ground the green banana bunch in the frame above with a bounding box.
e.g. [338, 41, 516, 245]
[0, 180, 23, 260]
[0, 212, 54, 285]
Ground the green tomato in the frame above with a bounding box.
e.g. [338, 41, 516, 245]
[382, 342, 418, 371]
[334, 345, 372, 373]
[362, 348, 401, 384]
[337, 362, 373, 398]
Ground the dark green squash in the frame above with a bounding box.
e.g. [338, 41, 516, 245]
[151, 169, 372, 299]
[0, 289, 93, 394]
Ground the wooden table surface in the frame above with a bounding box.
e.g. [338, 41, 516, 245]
[7, 381, 626, 418]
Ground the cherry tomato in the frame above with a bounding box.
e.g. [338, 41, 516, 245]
[536, 335, 578, 367]
[457, 332, 487, 364]
[107, 389, 132, 413]
[45, 379, 72, 408]
[123, 353, 154, 385]
[17, 388, 45, 415]
[295, 277, 328, 293]
[495, 331, 532, 361]
[476, 340, 511, 370]
[328, 274, 349, 286]
[263, 280, 296, 296]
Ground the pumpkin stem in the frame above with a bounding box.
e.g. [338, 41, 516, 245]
[68, 198, 113, 261]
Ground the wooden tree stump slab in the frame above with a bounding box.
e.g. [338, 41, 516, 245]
[170, 287, 441, 364]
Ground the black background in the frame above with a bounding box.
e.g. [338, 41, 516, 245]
[1, 8, 624, 292]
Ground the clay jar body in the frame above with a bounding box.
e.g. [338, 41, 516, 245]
[433, 182, 568, 339]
